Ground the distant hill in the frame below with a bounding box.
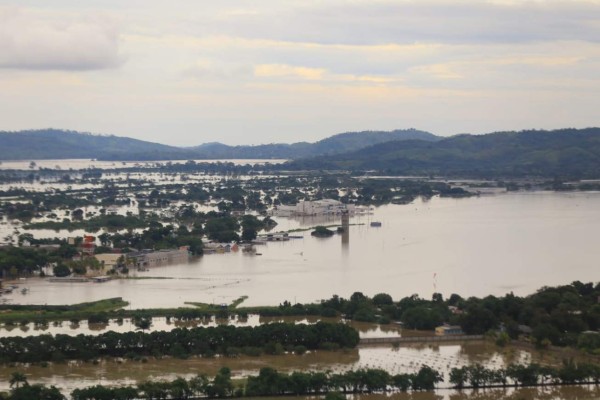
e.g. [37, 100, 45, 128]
[0, 128, 438, 161]
[190, 129, 438, 159]
[286, 128, 600, 179]
[0, 129, 194, 161]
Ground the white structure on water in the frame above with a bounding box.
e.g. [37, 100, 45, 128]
[271, 199, 355, 216]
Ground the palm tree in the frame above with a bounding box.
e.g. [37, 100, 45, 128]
[9, 371, 28, 388]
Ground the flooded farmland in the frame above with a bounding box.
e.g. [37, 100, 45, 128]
[3, 191, 600, 308]
[1, 163, 599, 399]
[0, 340, 564, 393]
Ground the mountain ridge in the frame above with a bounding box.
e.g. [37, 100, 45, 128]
[285, 127, 600, 178]
[0, 128, 438, 161]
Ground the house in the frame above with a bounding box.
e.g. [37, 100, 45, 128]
[94, 253, 122, 270]
[203, 242, 232, 254]
[257, 233, 289, 242]
[127, 248, 189, 267]
[270, 199, 356, 216]
[435, 325, 464, 336]
[106, 206, 119, 215]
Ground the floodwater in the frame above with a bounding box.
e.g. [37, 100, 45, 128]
[0, 339, 596, 397]
[0, 315, 409, 339]
[0, 158, 287, 170]
[0, 341, 552, 394]
[4, 191, 600, 308]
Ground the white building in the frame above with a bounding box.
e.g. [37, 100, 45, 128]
[271, 199, 355, 216]
[127, 248, 189, 268]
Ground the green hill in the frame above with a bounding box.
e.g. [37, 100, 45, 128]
[0, 129, 193, 161]
[0, 128, 438, 161]
[190, 129, 438, 159]
[286, 128, 600, 179]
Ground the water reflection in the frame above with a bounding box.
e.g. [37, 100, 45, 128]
[5, 192, 599, 308]
[0, 315, 407, 339]
[0, 158, 287, 170]
[0, 348, 598, 399]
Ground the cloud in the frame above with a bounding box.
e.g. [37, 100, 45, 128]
[0, 6, 124, 70]
[169, 0, 600, 46]
[254, 64, 326, 80]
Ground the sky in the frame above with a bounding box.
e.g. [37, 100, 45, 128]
[0, 1, 599, 146]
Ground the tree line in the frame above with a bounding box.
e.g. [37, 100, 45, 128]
[3, 365, 443, 400]
[0, 322, 359, 364]
[449, 361, 600, 388]
[255, 281, 600, 352]
[4, 360, 600, 400]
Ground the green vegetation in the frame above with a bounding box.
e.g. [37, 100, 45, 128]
[0, 322, 359, 363]
[1, 281, 597, 356]
[287, 128, 600, 179]
[311, 225, 335, 237]
[0, 129, 193, 161]
[24, 214, 149, 232]
[0, 246, 58, 277]
[5, 361, 600, 399]
[0, 298, 128, 324]
[449, 361, 600, 389]
[248, 281, 600, 351]
[2, 281, 597, 356]
[1, 365, 442, 400]
[0, 128, 437, 161]
[185, 296, 248, 311]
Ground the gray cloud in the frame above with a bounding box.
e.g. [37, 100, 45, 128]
[178, 1, 600, 46]
[0, 7, 123, 70]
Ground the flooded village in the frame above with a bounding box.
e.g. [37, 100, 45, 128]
[2, 0, 600, 396]
[0, 159, 599, 399]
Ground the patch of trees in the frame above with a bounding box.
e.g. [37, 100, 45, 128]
[5, 360, 600, 400]
[311, 226, 335, 237]
[449, 361, 600, 389]
[204, 217, 240, 243]
[255, 282, 600, 351]
[5, 365, 442, 400]
[0, 247, 54, 277]
[0, 322, 359, 364]
[24, 214, 149, 232]
[284, 128, 600, 179]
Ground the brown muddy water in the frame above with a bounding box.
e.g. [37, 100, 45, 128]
[0, 341, 596, 397]
[4, 192, 600, 309]
[0, 158, 287, 170]
[0, 315, 412, 338]
[328, 386, 600, 399]
[1, 192, 600, 398]
[0, 341, 549, 392]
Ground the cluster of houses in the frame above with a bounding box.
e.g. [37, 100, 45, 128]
[92, 248, 191, 270]
[270, 199, 357, 217]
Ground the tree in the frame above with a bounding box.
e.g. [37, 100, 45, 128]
[9, 371, 28, 389]
[449, 367, 467, 389]
[72, 209, 84, 220]
[241, 227, 257, 242]
[372, 293, 393, 306]
[207, 367, 233, 398]
[311, 226, 334, 237]
[53, 264, 71, 277]
[189, 374, 209, 397]
[169, 377, 192, 399]
[12, 384, 65, 400]
[411, 366, 442, 390]
[133, 315, 152, 331]
[98, 233, 111, 247]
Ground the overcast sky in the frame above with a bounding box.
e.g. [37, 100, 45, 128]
[1, 1, 599, 146]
